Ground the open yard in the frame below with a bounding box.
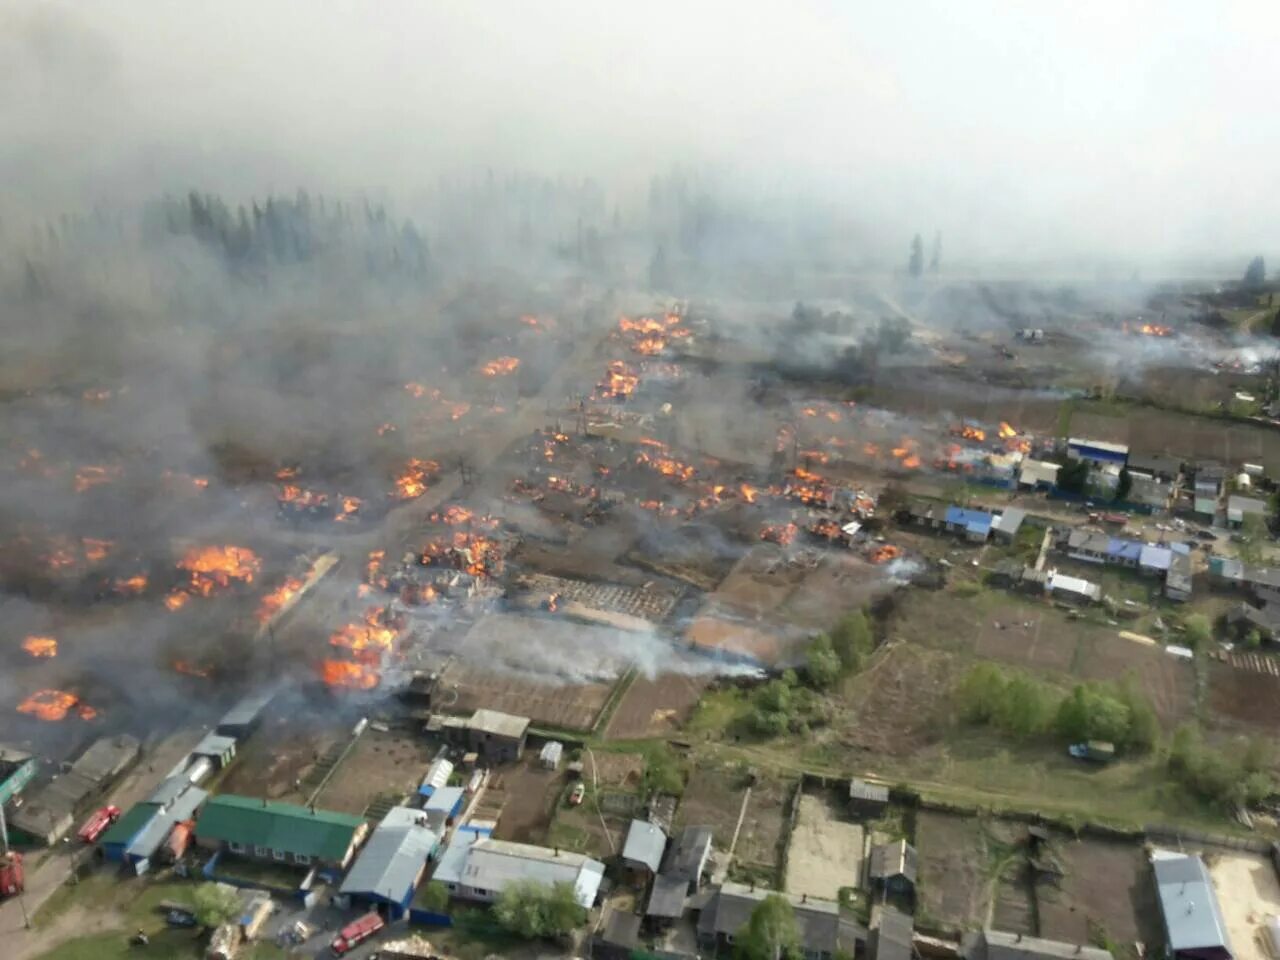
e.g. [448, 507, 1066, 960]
[1206, 851, 1280, 960]
[784, 793, 863, 901]
[486, 756, 566, 844]
[1207, 660, 1280, 730]
[605, 672, 710, 740]
[313, 725, 436, 814]
[674, 759, 793, 883]
[438, 660, 615, 731]
[1036, 833, 1161, 949]
[890, 587, 1196, 726]
[914, 810, 996, 933]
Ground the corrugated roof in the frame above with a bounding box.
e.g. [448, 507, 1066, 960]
[460, 839, 604, 908]
[72, 735, 141, 785]
[194, 794, 364, 861]
[192, 733, 237, 759]
[663, 826, 713, 883]
[149, 775, 193, 807]
[1106, 538, 1143, 561]
[1020, 460, 1061, 485]
[870, 905, 914, 960]
[339, 812, 437, 902]
[869, 839, 918, 884]
[966, 929, 1112, 960]
[849, 779, 889, 803]
[1153, 852, 1231, 954]
[423, 786, 465, 813]
[1139, 545, 1172, 571]
[646, 872, 688, 918]
[698, 882, 859, 956]
[127, 786, 207, 860]
[431, 829, 482, 886]
[993, 509, 1027, 535]
[101, 802, 162, 848]
[217, 689, 276, 729]
[621, 819, 667, 873]
[467, 709, 529, 739]
[945, 506, 993, 533]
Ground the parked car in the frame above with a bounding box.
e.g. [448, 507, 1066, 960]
[568, 783, 586, 806]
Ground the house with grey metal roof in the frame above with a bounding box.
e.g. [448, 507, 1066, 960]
[191, 733, 237, 768]
[868, 839, 918, 894]
[849, 778, 890, 816]
[1152, 852, 1232, 960]
[465, 709, 529, 763]
[869, 905, 914, 960]
[1228, 495, 1269, 527]
[621, 819, 667, 875]
[339, 807, 439, 920]
[123, 784, 208, 873]
[697, 883, 861, 960]
[963, 929, 1112, 960]
[216, 689, 276, 738]
[451, 838, 604, 908]
[663, 825, 713, 890]
[992, 508, 1027, 542]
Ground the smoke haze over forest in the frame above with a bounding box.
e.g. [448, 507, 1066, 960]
[3, 0, 1279, 269]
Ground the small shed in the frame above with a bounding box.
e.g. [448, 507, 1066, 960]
[869, 839, 918, 895]
[539, 741, 563, 770]
[992, 508, 1027, 542]
[418, 758, 454, 798]
[423, 786, 466, 832]
[849, 778, 890, 817]
[620, 819, 667, 876]
[191, 733, 238, 769]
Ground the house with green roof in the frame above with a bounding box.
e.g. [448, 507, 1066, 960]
[193, 794, 369, 870]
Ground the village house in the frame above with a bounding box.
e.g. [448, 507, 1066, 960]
[697, 883, 861, 960]
[868, 905, 914, 960]
[442, 837, 604, 908]
[1152, 852, 1232, 960]
[646, 825, 714, 928]
[620, 818, 667, 880]
[193, 794, 369, 870]
[1018, 459, 1061, 491]
[338, 807, 439, 920]
[945, 506, 994, 542]
[464, 709, 529, 764]
[963, 929, 1112, 960]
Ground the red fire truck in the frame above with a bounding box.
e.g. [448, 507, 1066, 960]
[76, 805, 121, 844]
[0, 851, 24, 898]
[330, 912, 385, 956]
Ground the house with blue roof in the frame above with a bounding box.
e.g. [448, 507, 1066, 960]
[944, 507, 993, 543]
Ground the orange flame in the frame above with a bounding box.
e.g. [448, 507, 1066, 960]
[17, 689, 82, 722]
[740, 483, 758, 503]
[114, 574, 148, 595]
[172, 660, 212, 679]
[869, 544, 902, 564]
[960, 425, 985, 442]
[394, 458, 440, 500]
[164, 591, 189, 612]
[81, 538, 113, 563]
[22, 635, 57, 658]
[73, 465, 121, 493]
[998, 422, 1017, 439]
[320, 659, 379, 690]
[335, 496, 361, 522]
[256, 576, 304, 623]
[178, 545, 261, 593]
[1138, 323, 1171, 336]
[596, 360, 639, 400]
[760, 523, 799, 546]
[328, 608, 398, 661]
[481, 356, 521, 377]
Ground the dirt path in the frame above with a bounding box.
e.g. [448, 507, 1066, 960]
[11, 903, 126, 960]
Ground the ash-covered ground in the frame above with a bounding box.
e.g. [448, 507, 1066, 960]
[2, 193, 1275, 756]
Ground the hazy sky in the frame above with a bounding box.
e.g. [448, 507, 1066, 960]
[2, 0, 1277, 263]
